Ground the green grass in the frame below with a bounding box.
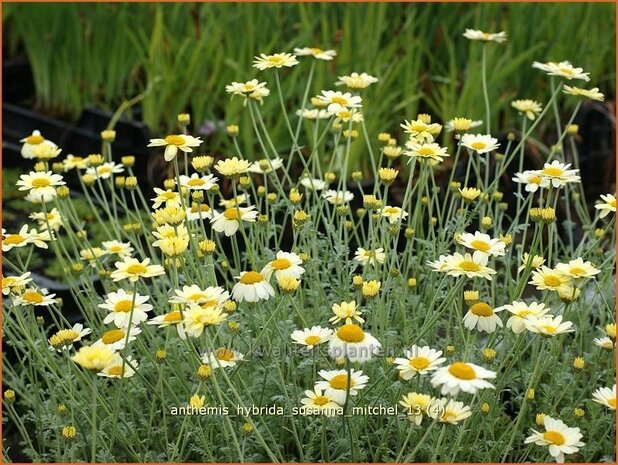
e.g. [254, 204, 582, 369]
[4, 2, 616, 172]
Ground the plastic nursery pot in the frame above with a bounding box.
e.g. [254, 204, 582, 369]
[2, 103, 153, 188]
[3, 55, 35, 105]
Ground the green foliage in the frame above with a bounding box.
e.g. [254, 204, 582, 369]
[5, 3, 616, 172]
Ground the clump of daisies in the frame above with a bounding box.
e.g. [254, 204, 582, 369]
[2, 28, 615, 464]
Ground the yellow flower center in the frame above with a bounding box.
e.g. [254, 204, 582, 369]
[470, 240, 490, 252]
[126, 264, 148, 275]
[541, 325, 557, 334]
[164, 310, 182, 323]
[331, 96, 348, 105]
[101, 329, 125, 344]
[239, 271, 263, 285]
[313, 395, 330, 406]
[329, 374, 353, 390]
[543, 430, 565, 445]
[165, 135, 185, 146]
[32, 177, 51, 188]
[337, 324, 365, 343]
[187, 178, 205, 187]
[442, 410, 456, 421]
[448, 362, 476, 380]
[270, 258, 292, 270]
[216, 348, 235, 361]
[98, 166, 112, 174]
[188, 293, 207, 302]
[459, 260, 481, 272]
[543, 275, 562, 287]
[529, 175, 542, 184]
[408, 356, 430, 370]
[609, 199, 616, 208]
[268, 56, 284, 65]
[304, 335, 322, 345]
[223, 208, 241, 220]
[470, 302, 494, 317]
[22, 290, 44, 304]
[471, 142, 487, 150]
[310, 48, 324, 54]
[569, 267, 586, 276]
[558, 67, 574, 76]
[26, 134, 45, 144]
[384, 207, 399, 214]
[114, 300, 133, 313]
[608, 398, 616, 408]
[55, 329, 79, 344]
[417, 147, 435, 157]
[4, 235, 26, 245]
[107, 365, 124, 377]
[2, 277, 15, 286]
[542, 167, 563, 177]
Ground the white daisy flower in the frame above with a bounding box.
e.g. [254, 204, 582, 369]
[299, 388, 342, 416]
[85, 162, 124, 179]
[524, 315, 574, 336]
[169, 285, 229, 307]
[394, 345, 446, 380]
[96, 327, 141, 351]
[592, 384, 616, 410]
[101, 240, 134, 258]
[98, 355, 138, 379]
[535, 160, 580, 188]
[247, 157, 284, 174]
[300, 177, 327, 191]
[20, 130, 58, 159]
[202, 348, 244, 369]
[460, 133, 500, 154]
[262, 251, 305, 282]
[496, 301, 551, 333]
[328, 323, 381, 363]
[210, 206, 258, 237]
[151, 188, 182, 209]
[291, 326, 333, 349]
[462, 28, 507, 43]
[322, 189, 354, 205]
[555, 258, 600, 279]
[532, 61, 590, 81]
[294, 47, 337, 61]
[335, 72, 378, 89]
[594, 194, 616, 218]
[48, 323, 92, 351]
[2, 272, 32, 295]
[524, 415, 585, 463]
[329, 300, 364, 325]
[430, 361, 496, 396]
[462, 301, 504, 333]
[232, 270, 275, 303]
[178, 173, 218, 191]
[99, 289, 153, 328]
[148, 134, 203, 162]
[13, 287, 56, 307]
[354, 247, 386, 267]
[315, 369, 369, 405]
[317, 90, 362, 113]
[430, 398, 473, 425]
[253, 52, 299, 70]
[512, 171, 549, 193]
[457, 231, 506, 260]
[16, 171, 65, 202]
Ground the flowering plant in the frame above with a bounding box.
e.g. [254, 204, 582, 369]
[2, 28, 615, 463]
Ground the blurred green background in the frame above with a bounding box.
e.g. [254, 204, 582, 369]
[3, 2, 616, 167]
